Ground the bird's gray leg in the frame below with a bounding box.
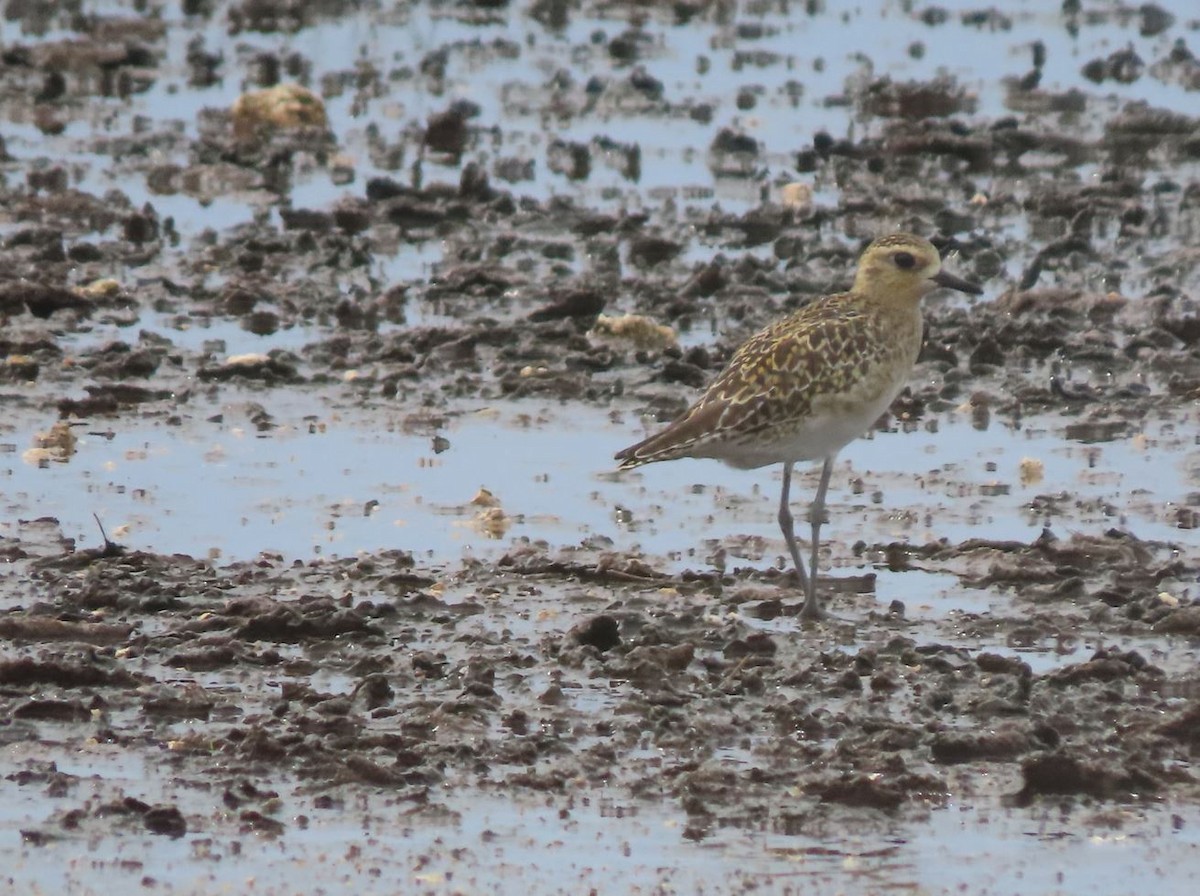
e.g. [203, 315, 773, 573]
[778, 462, 811, 596]
[799, 456, 835, 620]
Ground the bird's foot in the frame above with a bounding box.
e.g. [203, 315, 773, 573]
[798, 598, 826, 622]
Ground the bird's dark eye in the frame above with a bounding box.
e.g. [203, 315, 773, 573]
[893, 251, 916, 270]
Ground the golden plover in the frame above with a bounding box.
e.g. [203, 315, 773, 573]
[615, 232, 982, 619]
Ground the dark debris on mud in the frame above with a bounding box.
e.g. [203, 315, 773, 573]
[3, 521, 1200, 843]
[2, 0, 1200, 865]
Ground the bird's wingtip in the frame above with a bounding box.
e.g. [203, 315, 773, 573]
[614, 444, 644, 470]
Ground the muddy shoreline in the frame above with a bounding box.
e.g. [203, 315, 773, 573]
[3, 2, 1200, 893]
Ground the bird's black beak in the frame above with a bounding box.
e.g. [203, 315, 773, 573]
[931, 268, 983, 295]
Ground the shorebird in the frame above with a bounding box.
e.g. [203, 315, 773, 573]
[615, 233, 982, 619]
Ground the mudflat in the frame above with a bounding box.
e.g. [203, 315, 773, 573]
[2, 2, 1199, 893]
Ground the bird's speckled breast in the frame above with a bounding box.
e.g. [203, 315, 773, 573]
[698, 297, 925, 468]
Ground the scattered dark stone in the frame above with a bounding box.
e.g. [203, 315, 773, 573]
[608, 29, 649, 64]
[884, 126, 991, 171]
[627, 66, 663, 99]
[528, 290, 605, 322]
[869, 672, 899, 692]
[197, 354, 301, 384]
[593, 135, 642, 181]
[90, 348, 162, 379]
[243, 310, 281, 335]
[143, 696, 214, 720]
[744, 599, 782, 618]
[628, 235, 682, 268]
[930, 729, 1032, 764]
[0, 282, 94, 318]
[834, 670, 862, 692]
[12, 699, 91, 722]
[707, 128, 760, 177]
[425, 101, 480, 158]
[57, 384, 172, 417]
[0, 658, 138, 688]
[234, 604, 382, 642]
[239, 810, 285, 835]
[144, 806, 187, 838]
[1158, 701, 1200, 748]
[975, 653, 1031, 677]
[1139, 4, 1174, 37]
[968, 336, 1006, 369]
[1045, 649, 1152, 686]
[412, 652, 448, 678]
[353, 673, 393, 710]
[814, 774, 905, 811]
[547, 139, 591, 180]
[365, 177, 408, 202]
[0, 618, 132, 643]
[1063, 421, 1128, 443]
[1082, 47, 1144, 85]
[280, 208, 333, 231]
[167, 646, 239, 671]
[861, 76, 974, 118]
[1153, 606, 1200, 635]
[384, 198, 447, 229]
[123, 212, 159, 244]
[1013, 752, 1160, 804]
[571, 615, 621, 652]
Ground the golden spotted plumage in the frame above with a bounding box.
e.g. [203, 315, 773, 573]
[615, 232, 982, 619]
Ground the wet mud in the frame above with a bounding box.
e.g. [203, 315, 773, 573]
[2, 1, 1200, 893]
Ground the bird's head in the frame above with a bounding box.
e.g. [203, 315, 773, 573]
[853, 232, 982, 300]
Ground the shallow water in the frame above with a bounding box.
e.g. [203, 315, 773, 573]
[4, 1, 1200, 894]
[8, 0, 1200, 260]
[5, 767, 1199, 896]
[6, 397, 1192, 569]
